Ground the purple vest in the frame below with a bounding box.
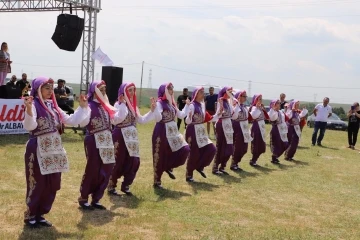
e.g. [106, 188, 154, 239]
[271, 111, 283, 126]
[86, 101, 111, 135]
[288, 111, 300, 126]
[116, 105, 136, 128]
[29, 98, 59, 138]
[189, 101, 204, 124]
[220, 100, 232, 119]
[159, 100, 176, 123]
[233, 104, 248, 122]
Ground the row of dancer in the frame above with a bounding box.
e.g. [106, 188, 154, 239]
[22, 77, 307, 228]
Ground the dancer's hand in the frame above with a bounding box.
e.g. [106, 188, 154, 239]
[24, 96, 34, 116]
[79, 94, 88, 108]
[150, 97, 156, 112]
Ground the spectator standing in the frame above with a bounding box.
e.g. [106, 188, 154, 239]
[6, 75, 21, 98]
[177, 88, 191, 130]
[16, 73, 31, 96]
[205, 87, 218, 137]
[311, 97, 332, 146]
[347, 102, 360, 150]
[54, 79, 74, 114]
[280, 93, 287, 110]
[0, 42, 12, 86]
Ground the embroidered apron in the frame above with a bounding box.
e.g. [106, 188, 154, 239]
[165, 121, 188, 152]
[240, 120, 253, 143]
[121, 126, 140, 157]
[222, 118, 234, 144]
[194, 124, 213, 148]
[94, 130, 115, 164]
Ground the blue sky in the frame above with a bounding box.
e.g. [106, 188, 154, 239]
[1, 0, 359, 103]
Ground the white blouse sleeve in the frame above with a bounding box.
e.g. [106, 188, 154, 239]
[61, 106, 91, 127]
[23, 104, 38, 131]
[154, 102, 163, 122]
[285, 110, 293, 119]
[299, 108, 309, 118]
[268, 109, 279, 121]
[176, 104, 189, 119]
[112, 102, 129, 125]
[185, 104, 195, 125]
[250, 106, 261, 119]
[137, 108, 155, 124]
[231, 104, 240, 120]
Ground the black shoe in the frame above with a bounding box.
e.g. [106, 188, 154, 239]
[219, 169, 229, 175]
[108, 189, 120, 196]
[91, 203, 106, 210]
[79, 203, 95, 210]
[166, 170, 176, 180]
[25, 220, 39, 229]
[38, 220, 53, 227]
[153, 183, 164, 189]
[186, 177, 195, 182]
[317, 143, 322, 147]
[196, 169, 207, 178]
[121, 186, 133, 196]
[271, 160, 280, 164]
[285, 158, 293, 161]
[212, 170, 223, 175]
[249, 162, 259, 167]
[311, 144, 315, 146]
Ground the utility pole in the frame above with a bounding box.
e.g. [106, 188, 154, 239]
[139, 61, 145, 106]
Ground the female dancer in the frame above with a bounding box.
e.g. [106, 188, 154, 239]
[152, 83, 190, 189]
[284, 100, 308, 161]
[23, 77, 89, 228]
[249, 94, 269, 166]
[212, 86, 234, 175]
[78, 80, 117, 210]
[268, 99, 289, 164]
[184, 87, 221, 182]
[230, 90, 252, 171]
[108, 82, 156, 196]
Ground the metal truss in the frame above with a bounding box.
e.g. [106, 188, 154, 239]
[0, 0, 101, 94]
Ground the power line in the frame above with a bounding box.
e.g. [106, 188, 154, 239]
[114, 0, 360, 10]
[145, 62, 360, 90]
[15, 62, 143, 68]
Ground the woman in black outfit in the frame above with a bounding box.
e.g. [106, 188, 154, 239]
[347, 102, 360, 150]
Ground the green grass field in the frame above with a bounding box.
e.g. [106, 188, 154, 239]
[0, 109, 359, 240]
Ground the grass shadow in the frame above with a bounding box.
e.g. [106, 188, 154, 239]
[109, 194, 144, 211]
[0, 134, 28, 146]
[297, 146, 310, 150]
[317, 145, 339, 150]
[291, 159, 310, 166]
[237, 170, 260, 179]
[154, 188, 191, 202]
[251, 165, 277, 174]
[18, 226, 83, 240]
[188, 181, 220, 194]
[276, 163, 295, 170]
[220, 173, 242, 184]
[77, 208, 127, 231]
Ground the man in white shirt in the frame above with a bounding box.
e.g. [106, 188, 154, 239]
[311, 97, 332, 146]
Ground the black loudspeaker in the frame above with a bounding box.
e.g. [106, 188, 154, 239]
[101, 66, 123, 105]
[51, 14, 84, 51]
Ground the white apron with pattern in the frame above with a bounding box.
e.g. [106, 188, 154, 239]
[94, 130, 115, 164]
[294, 125, 302, 138]
[37, 132, 69, 175]
[277, 122, 289, 142]
[222, 118, 234, 144]
[258, 120, 267, 142]
[121, 126, 140, 157]
[165, 121, 188, 152]
[239, 120, 253, 143]
[194, 124, 213, 148]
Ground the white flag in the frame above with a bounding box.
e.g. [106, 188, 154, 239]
[91, 47, 114, 66]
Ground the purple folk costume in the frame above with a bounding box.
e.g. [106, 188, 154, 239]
[268, 100, 289, 164]
[212, 86, 234, 175]
[230, 90, 253, 171]
[152, 83, 190, 188]
[249, 94, 269, 166]
[78, 80, 117, 210]
[108, 82, 154, 195]
[184, 87, 217, 182]
[284, 100, 308, 161]
[23, 77, 90, 227]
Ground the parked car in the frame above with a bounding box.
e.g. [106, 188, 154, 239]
[307, 113, 348, 131]
[54, 84, 74, 108]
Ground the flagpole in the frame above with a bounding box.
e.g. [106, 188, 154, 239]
[139, 61, 144, 106]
